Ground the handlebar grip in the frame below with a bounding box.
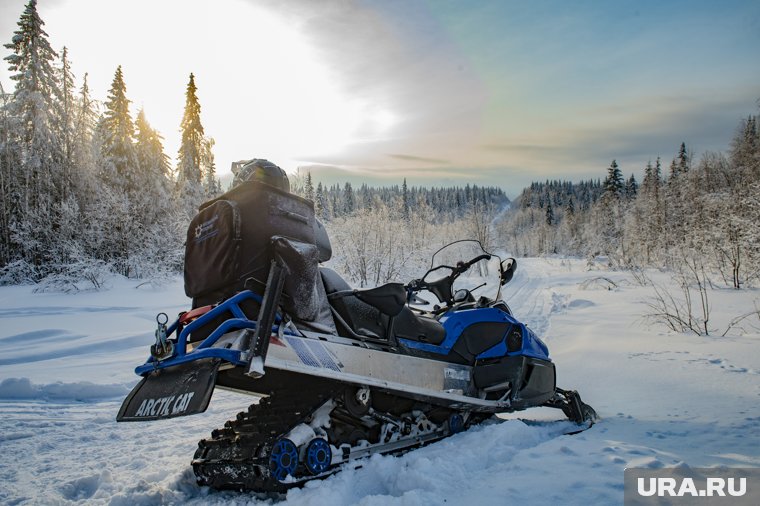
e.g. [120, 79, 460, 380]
[466, 254, 491, 268]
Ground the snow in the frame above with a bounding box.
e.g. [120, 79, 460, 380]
[1, 259, 759, 505]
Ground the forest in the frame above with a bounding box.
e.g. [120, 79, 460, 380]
[1, 1, 759, 302]
[498, 132, 760, 291]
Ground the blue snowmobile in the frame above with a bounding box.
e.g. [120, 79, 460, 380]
[117, 172, 595, 492]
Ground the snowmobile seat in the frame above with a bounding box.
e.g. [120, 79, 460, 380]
[320, 268, 390, 340]
[392, 306, 446, 346]
[319, 268, 445, 346]
[330, 283, 407, 317]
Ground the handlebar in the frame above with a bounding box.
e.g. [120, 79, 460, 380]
[406, 253, 492, 305]
[460, 254, 491, 273]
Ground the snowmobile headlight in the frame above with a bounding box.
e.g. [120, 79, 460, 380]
[506, 328, 523, 352]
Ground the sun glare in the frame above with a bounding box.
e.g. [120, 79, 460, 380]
[40, 0, 398, 176]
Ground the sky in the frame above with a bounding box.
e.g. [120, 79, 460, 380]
[1, 0, 759, 196]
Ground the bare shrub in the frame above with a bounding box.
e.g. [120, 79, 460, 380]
[34, 258, 112, 293]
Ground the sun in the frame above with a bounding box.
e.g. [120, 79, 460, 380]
[187, 1, 399, 172]
[37, 0, 398, 176]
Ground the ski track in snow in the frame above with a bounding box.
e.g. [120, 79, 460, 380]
[500, 259, 552, 338]
[0, 306, 140, 318]
[1, 260, 759, 504]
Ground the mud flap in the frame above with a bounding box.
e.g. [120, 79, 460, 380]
[117, 358, 220, 422]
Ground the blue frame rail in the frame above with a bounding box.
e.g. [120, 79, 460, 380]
[135, 290, 277, 376]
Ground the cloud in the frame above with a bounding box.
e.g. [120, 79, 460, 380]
[387, 154, 450, 165]
[481, 85, 760, 175]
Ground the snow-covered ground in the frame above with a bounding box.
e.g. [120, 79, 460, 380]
[1, 259, 758, 505]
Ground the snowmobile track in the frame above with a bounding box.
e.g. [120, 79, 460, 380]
[192, 384, 338, 493]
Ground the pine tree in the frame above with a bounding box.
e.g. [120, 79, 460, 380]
[343, 182, 354, 214]
[603, 160, 624, 197]
[176, 73, 205, 214]
[93, 66, 144, 274]
[402, 178, 410, 221]
[642, 161, 655, 191]
[315, 181, 325, 219]
[0, 81, 20, 266]
[201, 136, 221, 198]
[625, 174, 638, 199]
[664, 145, 691, 257]
[677, 142, 689, 175]
[3, 0, 64, 267]
[132, 108, 175, 271]
[360, 183, 372, 210]
[99, 65, 137, 191]
[135, 108, 170, 190]
[545, 200, 554, 226]
[331, 184, 340, 218]
[72, 72, 97, 172]
[731, 115, 759, 179]
[304, 171, 314, 202]
[57, 46, 76, 195]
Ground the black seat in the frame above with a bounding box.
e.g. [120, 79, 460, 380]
[320, 268, 389, 340]
[392, 306, 446, 345]
[319, 268, 446, 346]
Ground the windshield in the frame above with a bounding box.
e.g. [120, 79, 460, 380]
[431, 240, 487, 268]
[423, 240, 502, 300]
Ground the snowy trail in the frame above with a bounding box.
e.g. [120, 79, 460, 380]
[499, 258, 552, 338]
[1, 260, 759, 504]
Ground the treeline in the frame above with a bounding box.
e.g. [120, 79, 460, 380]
[0, 1, 221, 287]
[291, 173, 508, 221]
[289, 175, 510, 287]
[498, 113, 760, 288]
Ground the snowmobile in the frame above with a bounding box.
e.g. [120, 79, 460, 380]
[117, 179, 595, 492]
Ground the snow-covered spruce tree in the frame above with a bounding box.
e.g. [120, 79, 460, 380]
[343, 182, 355, 215]
[603, 159, 624, 195]
[639, 158, 665, 261]
[57, 46, 76, 196]
[315, 181, 327, 220]
[304, 171, 314, 203]
[72, 72, 98, 176]
[589, 160, 625, 263]
[545, 200, 554, 226]
[731, 114, 759, 181]
[176, 73, 206, 218]
[134, 108, 172, 213]
[0, 81, 21, 269]
[402, 177, 410, 221]
[360, 184, 372, 211]
[3, 0, 65, 270]
[68, 72, 101, 249]
[624, 174, 638, 200]
[98, 65, 136, 190]
[701, 114, 760, 288]
[663, 143, 690, 260]
[131, 108, 182, 276]
[95, 65, 140, 276]
[201, 136, 221, 199]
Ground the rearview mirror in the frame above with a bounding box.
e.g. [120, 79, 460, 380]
[500, 258, 516, 285]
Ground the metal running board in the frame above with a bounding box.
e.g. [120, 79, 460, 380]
[218, 328, 512, 411]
